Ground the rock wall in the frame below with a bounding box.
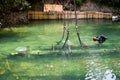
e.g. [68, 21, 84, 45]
[79, 0, 113, 13]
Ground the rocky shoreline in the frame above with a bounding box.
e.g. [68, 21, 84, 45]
[0, 12, 29, 28]
[0, 1, 119, 27]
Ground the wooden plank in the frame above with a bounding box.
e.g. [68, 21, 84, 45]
[28, 11, 112, 20]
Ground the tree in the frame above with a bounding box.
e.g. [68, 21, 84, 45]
[91, 0, 120, 9]
[75, 0, 83, 6]
[0, 0, 30, 26]
[0, 0, 29, 13]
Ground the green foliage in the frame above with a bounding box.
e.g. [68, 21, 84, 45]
[75, 0, 83, 6]
[0, 0, 30, 12]
[91, 0, 120, 9]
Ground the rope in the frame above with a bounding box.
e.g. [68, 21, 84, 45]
[62, 28, 70, 49]
[74, 0, 83, 46]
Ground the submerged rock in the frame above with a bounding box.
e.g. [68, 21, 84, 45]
[0, 69, 5, 75]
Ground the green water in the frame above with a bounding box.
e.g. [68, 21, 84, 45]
[0, 19, 120, 80]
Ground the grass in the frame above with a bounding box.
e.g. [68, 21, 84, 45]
[0, 19, 120, 80]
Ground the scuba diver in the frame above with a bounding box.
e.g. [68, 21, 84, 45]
[93, 34, 107, 45]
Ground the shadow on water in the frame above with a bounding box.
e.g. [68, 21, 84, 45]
[6, 43, 120, 60]
[0, 28, 28, 43]
[0, 75, 83, 80]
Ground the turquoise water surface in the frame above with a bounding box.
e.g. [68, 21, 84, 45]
[0, 19, 120, 80]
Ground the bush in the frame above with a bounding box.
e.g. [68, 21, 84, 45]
[75, 0, 83, 6]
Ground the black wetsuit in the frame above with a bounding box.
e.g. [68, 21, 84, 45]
[97, 35, 107, 44]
